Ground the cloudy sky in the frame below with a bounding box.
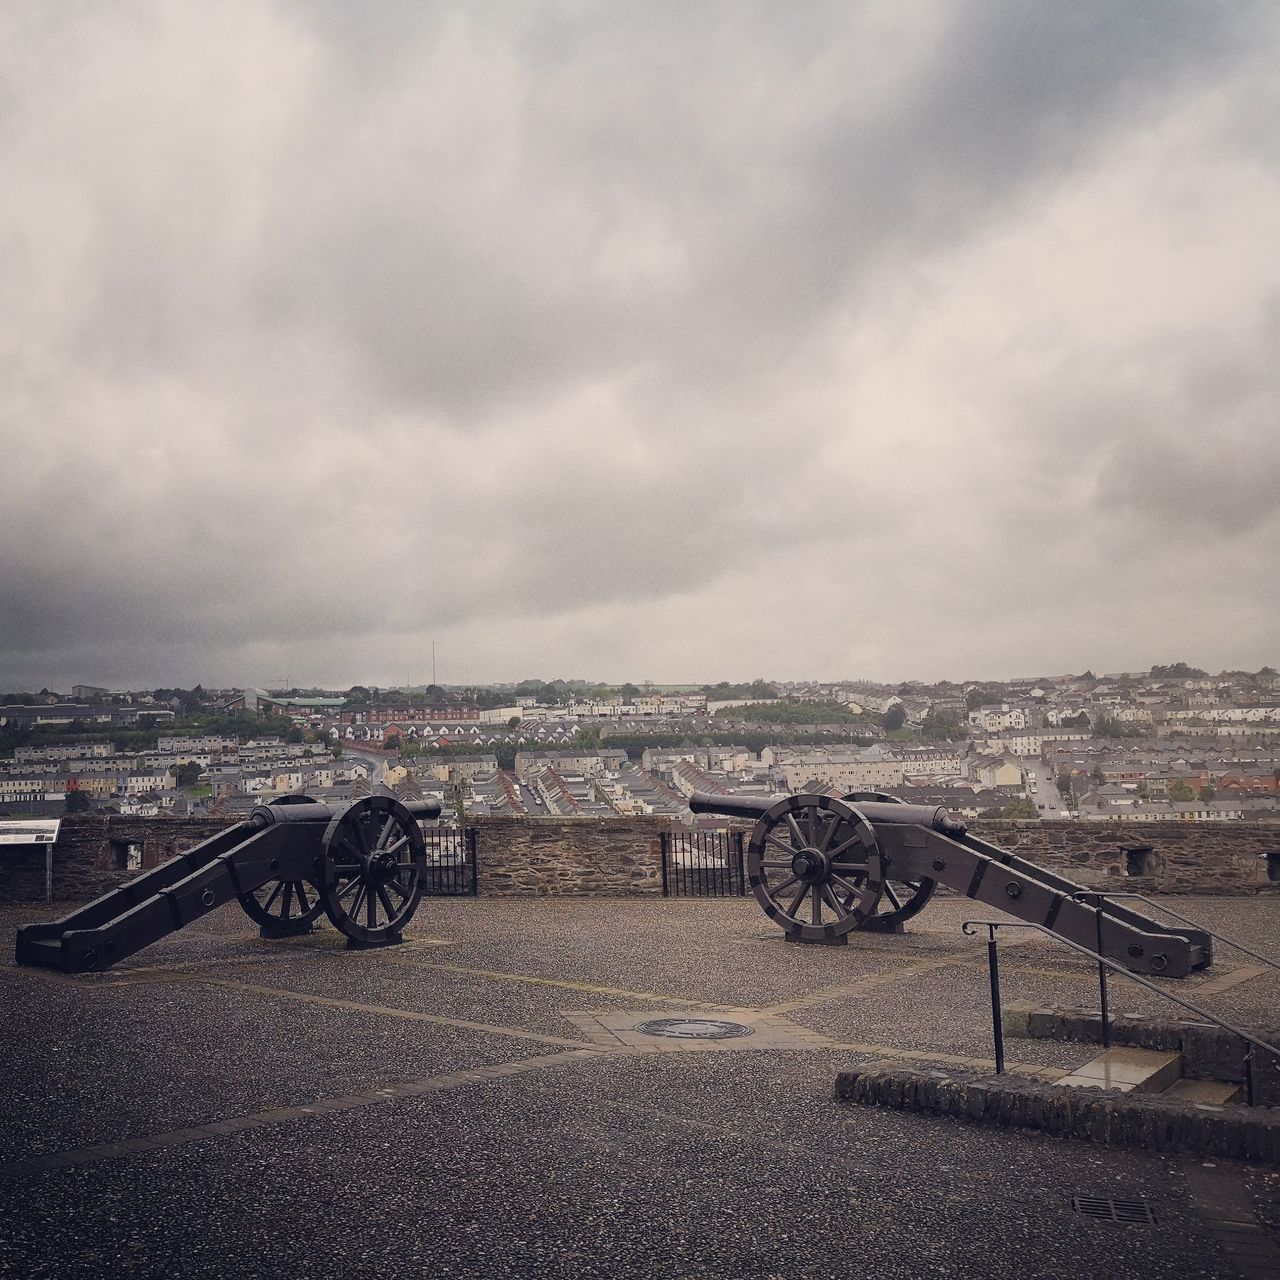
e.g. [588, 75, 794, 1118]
[2, 2, 1278, 691]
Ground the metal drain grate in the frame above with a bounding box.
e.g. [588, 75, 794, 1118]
[1072, 1196, 1156, 1225]
[634, 1018, 755, 1041]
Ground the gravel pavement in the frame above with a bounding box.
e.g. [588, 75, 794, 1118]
[2, 892, 1277, 1278]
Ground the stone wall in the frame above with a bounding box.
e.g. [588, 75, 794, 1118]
[3, 813, 1276, 903]
[834, 1060, 1280, 1164]
[471, 815, 667, 896]
[0, 814, 226, 902]
[967, 819, 1280, 895]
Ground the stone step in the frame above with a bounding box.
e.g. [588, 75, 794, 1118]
[1161, 1077, 1243, 1105]
[1055, 1046, 1183, 1094]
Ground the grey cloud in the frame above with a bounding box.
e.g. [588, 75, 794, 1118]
[1, 2, 1278, 688]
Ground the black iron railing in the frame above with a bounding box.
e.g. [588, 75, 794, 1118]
[961, 917, 1280, 1105]
[660, 829, 746, 898]
[420, 826, 478, 896]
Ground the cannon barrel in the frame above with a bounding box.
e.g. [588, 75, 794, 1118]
[688, 792, 773, 822]
[249, 797, 442, 829]
[687, 791, 964, 836]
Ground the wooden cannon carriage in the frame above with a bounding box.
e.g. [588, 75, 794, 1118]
[15, 794, 441, 973]
[689, 790, 1212, 978]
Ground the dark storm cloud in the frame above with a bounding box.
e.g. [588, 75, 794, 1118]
[1, 1, 1277, 688]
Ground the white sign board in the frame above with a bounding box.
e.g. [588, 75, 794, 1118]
[0, 819, 62, 846]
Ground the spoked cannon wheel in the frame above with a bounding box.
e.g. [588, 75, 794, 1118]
[746, 794, 883, 943]
[237, 796, 327, 935]
[317, 796, 426, 946]
[843, 791, 937, 932]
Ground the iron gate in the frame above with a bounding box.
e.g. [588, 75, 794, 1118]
[421, 826, 478, 896]
[660, 829, 746, 898]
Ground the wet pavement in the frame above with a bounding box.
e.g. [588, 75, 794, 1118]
[2, 892, 1278, 1278]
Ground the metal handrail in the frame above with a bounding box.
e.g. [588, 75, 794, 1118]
[962, 918, 1279, 1106]
[1072, 889, 1279, 973]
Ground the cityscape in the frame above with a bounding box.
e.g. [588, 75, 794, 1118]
[3, 661, 1278, 827]
[3, 3, 1279, 1275]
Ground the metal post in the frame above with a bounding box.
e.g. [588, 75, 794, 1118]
[987, 925, 1005, 1075]
[1093, 897, 1111, 1049]
[733, 830, 745, 897]
[660, 833, 669, 898]
[45, 842, 53, 904]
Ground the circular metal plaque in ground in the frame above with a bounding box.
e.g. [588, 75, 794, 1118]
[634, 1018, 755, 1041]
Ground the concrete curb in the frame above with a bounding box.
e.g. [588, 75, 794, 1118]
[833, 1060, 1280, 1164]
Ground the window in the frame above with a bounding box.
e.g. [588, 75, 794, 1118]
[110, 840, 144, 872]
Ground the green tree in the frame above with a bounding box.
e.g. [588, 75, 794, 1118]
[1090, 766, 1106, 787]
[713, 699, 860, 726]
[1167, 779, 1196, 803]
[1150, 662, 1208, 680]
[331, 742, 344, 759]
[64, 789, 92, 813]
[920, 708, 964, 741]
[1000, 798, 1038, 819]
[384, 733, 402, 753]
[174, 762, 202, 788]
[883, 704, 907, 732]
[1200, 783, 1216, 803]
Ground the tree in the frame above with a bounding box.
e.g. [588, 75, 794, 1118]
[883, 704, 907, 732]
[65, 790, 92, 813]
[174, 762, 202, 788]
[1200, 783, 1216, 803]
[1167, 779, 1196, 803]
[1090, 766, 1106, 787]
[331, 742, 344, 759]
[1000, 798, 1039, 819]
[384, 733, 402, 753]
[1150, 662, 1208, 680]
[920, 707, 964, 741]
[507, 716, 521, 729]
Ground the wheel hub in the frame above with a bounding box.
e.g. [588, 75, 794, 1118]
[366, 849, 403, 885]
[791, 847, 829, 882]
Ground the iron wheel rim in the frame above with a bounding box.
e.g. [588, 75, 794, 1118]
[318, 796, 426, 944]
[747, 794, 882, 941]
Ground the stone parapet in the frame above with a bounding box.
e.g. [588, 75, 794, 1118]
[0, 814, 227, 902]
[968, 819, 1279, 895]
[470, 815, 668, 896]
[2, 813, 1277, 902]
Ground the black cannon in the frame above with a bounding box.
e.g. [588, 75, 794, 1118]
[15, 794, 441, 974]
[688, 790, 1212, 978]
